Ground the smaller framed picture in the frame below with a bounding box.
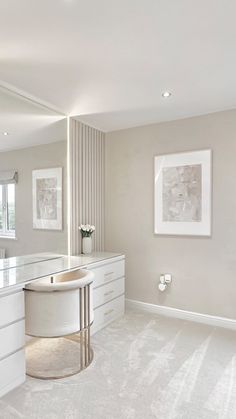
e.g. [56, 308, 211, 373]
[32, 167, 62, 230]
[154, 149, 212, 236]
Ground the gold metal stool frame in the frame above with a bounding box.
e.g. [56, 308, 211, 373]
[26, 283, 93, 380]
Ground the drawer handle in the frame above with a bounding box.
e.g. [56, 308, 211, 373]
[104, 309, 114, 316]
[104, 271, 114, 277]
[104, 290, 114, 297]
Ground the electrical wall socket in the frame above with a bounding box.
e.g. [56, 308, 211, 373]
[159, 274, 172, 284]
[164, 273, 172, 283]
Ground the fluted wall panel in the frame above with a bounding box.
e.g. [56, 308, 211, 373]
[69, 119, 105, 255]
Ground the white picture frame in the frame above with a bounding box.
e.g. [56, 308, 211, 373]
[154, 149, 212, 236]
[32, 167, 62, 230]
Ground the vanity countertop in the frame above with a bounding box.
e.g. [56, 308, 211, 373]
[0, 252, 124, 293]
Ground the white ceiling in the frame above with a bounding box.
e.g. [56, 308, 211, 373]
[1, 0, 236, 131]
[0, 88, 66, 151]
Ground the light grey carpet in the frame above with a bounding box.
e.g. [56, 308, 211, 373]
[1, 308, 236, 419]
[26, 336, 91, 379]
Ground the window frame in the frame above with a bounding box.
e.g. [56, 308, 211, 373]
[0, 184, 16, 238]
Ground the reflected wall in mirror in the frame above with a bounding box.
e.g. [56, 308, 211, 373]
[0, 86, 67, 257]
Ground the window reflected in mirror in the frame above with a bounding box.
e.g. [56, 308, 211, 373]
[0, 183, 16, 238]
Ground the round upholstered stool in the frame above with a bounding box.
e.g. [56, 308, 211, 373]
[24, 269, 94, 379]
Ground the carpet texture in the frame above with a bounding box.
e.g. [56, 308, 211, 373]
[1, 308, 236, 419]
[26, 337, 89, 379]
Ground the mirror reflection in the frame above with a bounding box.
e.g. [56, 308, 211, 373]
[0, 87, 67, 257]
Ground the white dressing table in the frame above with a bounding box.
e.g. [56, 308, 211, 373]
[0, 252, 125, 397]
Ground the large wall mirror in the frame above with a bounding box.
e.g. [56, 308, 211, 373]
[0, 86, 67, 257]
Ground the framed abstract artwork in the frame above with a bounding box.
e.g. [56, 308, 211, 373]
[154, 150, 212, 236]
[32, 167, 62, 230]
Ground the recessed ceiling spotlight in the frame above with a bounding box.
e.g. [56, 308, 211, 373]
[162, 91, 172, 98]
[2, 132, 9, 136]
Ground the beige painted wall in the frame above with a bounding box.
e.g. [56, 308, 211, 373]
[0, 141, 67, 257]
[105, 109, 236, 319]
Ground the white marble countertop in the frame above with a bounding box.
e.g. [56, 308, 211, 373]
[0, 253, 62, 271]
[0, 252, 124, 292]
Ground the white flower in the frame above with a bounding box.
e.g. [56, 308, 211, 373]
[79, 223, 95, 236]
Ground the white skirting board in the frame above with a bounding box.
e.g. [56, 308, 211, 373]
[126, 299, 236, 331]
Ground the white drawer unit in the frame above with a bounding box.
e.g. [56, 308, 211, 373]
[93, 277, 125, 309]
[0, 291, 25, 328]
[91, 295, 125, 335]
[92, 259, 125, 288]
[0, 290, 26, 398]
[90, 255, 125, 335]
[0, 350, 25, 398]
[0, 320, 25, 361]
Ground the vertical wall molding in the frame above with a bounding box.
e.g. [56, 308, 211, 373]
[69, 119, 105, 255]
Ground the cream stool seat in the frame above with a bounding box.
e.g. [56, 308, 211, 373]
[24, 269, 94, 379]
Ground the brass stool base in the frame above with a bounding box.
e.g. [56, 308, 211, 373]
[26, 334, 93, 380]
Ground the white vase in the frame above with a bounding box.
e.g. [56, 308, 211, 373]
[82, 236, 92, 254]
